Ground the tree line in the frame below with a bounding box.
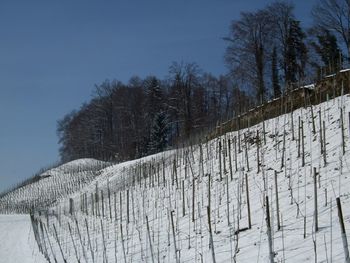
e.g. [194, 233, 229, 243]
[57, 0, 349, 162]
[57, 64, 251, 162]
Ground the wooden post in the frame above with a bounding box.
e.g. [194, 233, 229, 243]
[291, 111, 295, 141]
[336, 197, 350, 263]
[120, 223, 127, 263]
[298, 116, 301, 158]
[228, 138, 233, 181]
[257, 130, 260, 173]
[323, 121, 327, 166]
[101, 190, 105, 217]
[219, 140, 223, 181]
[100, 219, 107, 263]
[234, 136, 238, 172]
[302, 120, 305, 167]
[226, 156, 230, 226]
[146, 215, 155, 263]
[311, 105, 316, 135]
[182, 180, 185, 217]
[281, 130, 286, 169]
[53, 224, 67, 263]
[192, 178, 195, 223]
[319, 110, 323, 155]
[120, 192, 123, 223]
[245, 173, 251, 229]
[114, 192, 117, 220]
[263, 118, 266, 145]
[265, 196, 274, 263]
[68, 223, 81, 263]
[75, 218, 88, 263]
[127, 189, 130, 224]
[275, 171, 280, 231]
[91, 193, 94, 216]
[108, 180, 112, 220]
[40, 220, 48, 256]
[208, 173, 211, 212]
[163, 159, 166, 187]
[207, 206, 216, 263]
[238, 120, 241, 153]
[69, 198, 74, 215]
[95, 184, 99, 217]
[85, 193, 88, 215]
[85, 218, 95, 263]
[244, 133, 249, 171]
[170, 210, 179, 263]
[314, 167, 319, 232]
[341, 108, 346, 155]
[348, 112, 350, 138]
[43, 223, 58, 263]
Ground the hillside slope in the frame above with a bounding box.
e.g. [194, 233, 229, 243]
[4, 94, 350, 262]
[0, 159, 111, 213]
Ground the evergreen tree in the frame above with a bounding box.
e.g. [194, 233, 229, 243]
[314, 30, 342, 73]
[144, 76, 163, 120]
[271, 46, 281, 98]
[148, 111, 170, 154]
[285, 20, 307, 90]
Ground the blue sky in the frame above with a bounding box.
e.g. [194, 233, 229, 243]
[0, 0, 316, 192]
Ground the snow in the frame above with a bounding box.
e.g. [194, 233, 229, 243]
[0, 214, 47, 263]
[40, 158, 111, 177]
[302, 83, 315, 90]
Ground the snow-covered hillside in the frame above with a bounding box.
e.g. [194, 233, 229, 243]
[0, 159, 112, 213]
[3, 94, 350, 263]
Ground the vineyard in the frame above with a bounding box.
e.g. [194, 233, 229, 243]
[0, 159, 111, 213]
[1, 94, 350, 262]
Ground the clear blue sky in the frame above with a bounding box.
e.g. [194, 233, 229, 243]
[0, 0, 316, 192]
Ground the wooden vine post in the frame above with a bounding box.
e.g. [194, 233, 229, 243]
[314, 167, 318, 232]
[274, 171, 280, 231]
[265, 196, 274, 263]
[245, 173, 251, 229]
[146, 215, 155, 263]
[170, 210, 179, 263]
[336, 197, 350, 263]
[207, 206, 216, 263]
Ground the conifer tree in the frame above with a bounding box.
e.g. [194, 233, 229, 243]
[285, 20, 307, 90]
[312, 29, 343, 73]
[148, 112, 170, 154]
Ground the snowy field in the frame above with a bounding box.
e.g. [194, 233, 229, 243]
[0, 214, 46, 263]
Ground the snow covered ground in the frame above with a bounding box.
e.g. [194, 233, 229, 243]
[0, 214, 47, 263]
[2, 94, 350, 263]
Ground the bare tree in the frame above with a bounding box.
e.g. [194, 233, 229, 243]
[225, 9, 273, 104]
[168, 62, 201, 138]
